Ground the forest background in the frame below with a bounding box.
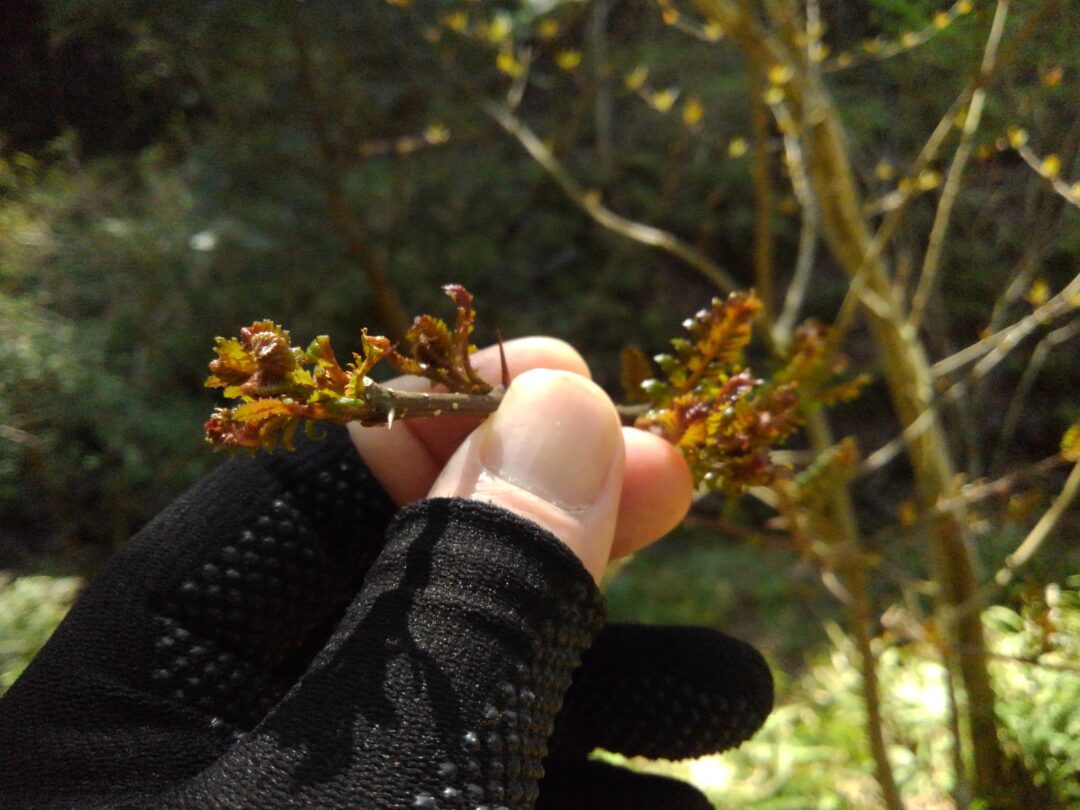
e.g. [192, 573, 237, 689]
[1, 0, 1079, 807]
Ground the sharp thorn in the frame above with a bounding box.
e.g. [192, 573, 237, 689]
[496, 328, 511, 389]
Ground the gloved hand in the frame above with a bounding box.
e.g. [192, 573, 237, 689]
[0, 339, 772, 810]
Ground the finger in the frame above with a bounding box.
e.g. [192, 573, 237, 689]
[349, 336, 591, 505]
[352, 338, 695, 559]
[538, 759, 712, 810]
[612, 427, 694, 558]
[548, 623, 774, 761]
[427, 368, 624, 581]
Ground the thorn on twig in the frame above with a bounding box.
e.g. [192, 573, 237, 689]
[496, 328, 511, 389]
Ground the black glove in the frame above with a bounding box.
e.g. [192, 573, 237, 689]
[0, 426, 772, 809]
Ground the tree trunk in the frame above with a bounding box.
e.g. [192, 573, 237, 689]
[796, 81, 1020, 807]
[692, 2, 1030, 801]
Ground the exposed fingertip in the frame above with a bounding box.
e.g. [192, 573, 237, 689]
[612, 428, 694, 558]
[429, 369, 623, 581]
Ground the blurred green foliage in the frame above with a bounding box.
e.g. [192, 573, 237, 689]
[0, 573, 82, 692]
[604, 572, 1080, 808]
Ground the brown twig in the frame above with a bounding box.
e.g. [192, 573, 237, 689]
[339, 383, 503, 425]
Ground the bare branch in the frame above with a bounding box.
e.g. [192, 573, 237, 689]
[0, 424, 45, 449]
[351, 383, 503, 425]
[506, 46, 532, 111]
[482, 100, 740, 293]
[936, 461, 1080, 628]
[932, 271, 1080, 378]
[992, 320, 1080, 470]
[820, 0, 975, 73]
[982, 650, 1080, 675]
[825, 84, 974, 350]
[771, 100, 819, 345]
[861, 309, 1076, 475]
[1016, 142, 1080, 209]
[908, 0, 1009, 331]
[935, 454, 1069, 512]
[992, 461, 1080, 590]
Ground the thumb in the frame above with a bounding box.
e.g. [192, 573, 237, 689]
[428, 368, 624, 581]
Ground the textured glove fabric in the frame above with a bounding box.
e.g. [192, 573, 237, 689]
[549, 623, 773, 762]
[537, 759, 715, 810]
[0, 425, 774, 809]
[160, 498, 605, 809]
[0, 426, 398, 802]
[534, 624, 774, 809]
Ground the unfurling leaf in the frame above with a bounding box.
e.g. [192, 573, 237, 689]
[635, 292, 774, 493]
[388, 284, 493, 394]
[634, 291, 865, 494]
[203, 320, 355, 452]
[205, 285, 497, 453]
[770, 321, 870, 409]
[652, 291, 761, 399]
[206, 321, 310, 400]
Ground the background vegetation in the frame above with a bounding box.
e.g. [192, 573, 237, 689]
[2, 0, 1078, 807]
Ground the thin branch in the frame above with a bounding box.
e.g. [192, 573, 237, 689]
[1016, 142, 1080, 209]
[934, 454, 1069, 512]
[958, 645, 1080, 676]
[806, 410, 904, 810]
[992, 320, 1080, 471]
[985, 124, 1078, 333]
[823, 83, 975, 352]
[943, 649, 970, 807]
[342, 383, 503, 425]
[482, 100, 741, 293]
[931, 270, 1080, 378]
[820, 0, 975, 73]
[588, 0, 614, 177]
[861, 314, 1071, 476]
[937, 460, 1080, 627]
[772, 100, 819, 345]
[908, 0, 1009, 331]
[992, 461, 1080, 589]
[506, 45, 533, 111]
[884, 615, 1080, 683]
[861, 349, 1019, 475]
[287, 10, 410, 338]
[743, 18, 776, 323]
[0, 424, 45, 449]
[988, 223, 1057, 335]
